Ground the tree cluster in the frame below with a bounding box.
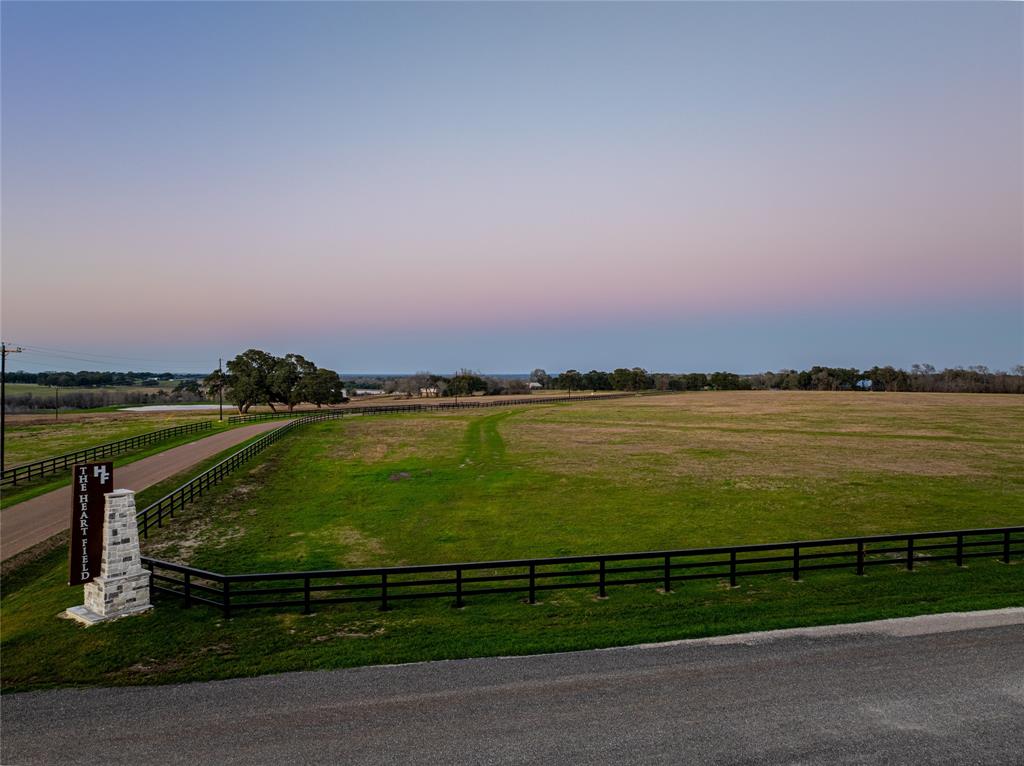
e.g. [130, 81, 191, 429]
[208, 350, 346, 413]
[750, 367, 860, 391]
[383, 370, 533, 398]
[533, 368, 656, 392]
[748, 365, 1024, 394]
[539, 368, 736, 392]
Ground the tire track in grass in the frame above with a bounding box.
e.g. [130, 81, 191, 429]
[462, 411, 517, 467]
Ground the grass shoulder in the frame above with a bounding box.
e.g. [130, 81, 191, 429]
[1, 545, 1019, 693]
[1, 421, 252, 509]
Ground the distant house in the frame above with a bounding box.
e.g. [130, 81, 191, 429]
[419, 386, 440, 397]
[528, 381, 543, 390]
[350, 389, 385, 397]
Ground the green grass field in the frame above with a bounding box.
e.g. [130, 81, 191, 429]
[144, 391, 1024, 570]
[4, 411, 216, 466]
[2, 392, 1021, 692]
[0, 413, 231, 509]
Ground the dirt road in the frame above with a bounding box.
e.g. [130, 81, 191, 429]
[0, 421, 284, 561]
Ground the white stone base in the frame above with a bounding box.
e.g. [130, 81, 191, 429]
[84, 569, 150, 616]
[62, 602, 152, 626]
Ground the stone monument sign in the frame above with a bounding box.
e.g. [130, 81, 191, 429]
[65, 487, 151, 625]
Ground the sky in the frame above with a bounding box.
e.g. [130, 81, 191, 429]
[2, 1, 1021, 375]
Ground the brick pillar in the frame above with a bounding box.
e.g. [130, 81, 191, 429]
[65, 489, 151, 625]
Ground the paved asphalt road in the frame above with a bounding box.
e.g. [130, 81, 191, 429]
[0, 421, 284, 561]
[3, 609, 1022, 765]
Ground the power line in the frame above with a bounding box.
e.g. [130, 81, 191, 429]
[13, 343, 212, 365]
[19, 346, 211, 364]
[19, 349, 188, 367]
[8, 352, 214, 373]
[2, 358, 79, 371]
[18, 350, 197, 369]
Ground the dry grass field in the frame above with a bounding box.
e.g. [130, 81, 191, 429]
[504, 391, 1021, 485]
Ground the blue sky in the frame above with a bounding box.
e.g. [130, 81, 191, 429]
[2, 1, 1021, 374]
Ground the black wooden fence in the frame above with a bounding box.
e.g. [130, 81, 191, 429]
[2, 420, 213, 487]
[226, 393, 639, 424]
[136, 410, 350, 537]
[141, 526, 1021, 617]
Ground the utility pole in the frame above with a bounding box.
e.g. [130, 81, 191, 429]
[52, 385, 60, 420]
[218, 358, 224, 422]
[1, 342, 25, 472]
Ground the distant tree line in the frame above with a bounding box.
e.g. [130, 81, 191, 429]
[6, 359, 1021, 414]
[206, 350, 346, 413]
[2, 370, 209, 411]
[530, 368, 751, 392]
[2, 370, 185, 387]
[336, 365, 1024, 396]
[385, 370, 534, 398]
[746, 365, 1024, 394]
[3, 387, 207, 412]
[529, 365, 1024, 394]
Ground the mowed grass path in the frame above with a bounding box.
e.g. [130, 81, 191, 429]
[3, 392, 1022, 692]
[144, 391, 1023, 572]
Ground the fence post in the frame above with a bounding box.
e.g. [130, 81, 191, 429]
[144, 561, 154, 602]
[529, 563, 536, 604]
[599, 559, 606, 598]
[380, 572, 390, 611]
[792, 545, 801, 582]
[304, 576, 311, 615]
[663, 555, 672, 593]
[1004, 531, 1011, 564]
[455, 567, 464, 608]
[729, 550, 737, 587]
[856, 541, 865, 576]
[184, 571, 192, 608]
[907, 537, 915, 571]
[222, 580, 231, 619]
[956, 534, 964, 567]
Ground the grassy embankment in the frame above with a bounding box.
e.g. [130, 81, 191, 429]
[2, 392, 1021, 692]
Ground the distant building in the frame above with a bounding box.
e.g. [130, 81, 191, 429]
[528, 381, 543, 390]
[419, 386, 440, 397]
[350, 389, 385, 396]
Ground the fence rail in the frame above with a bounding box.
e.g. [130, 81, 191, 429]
[2, 421, 213, 487]
[141, 526, 1022, 618]
[226, 393, 639, 423]
[135, 410, 350, 537]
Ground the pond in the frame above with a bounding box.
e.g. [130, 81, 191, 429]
[120, 404, 224, 412]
